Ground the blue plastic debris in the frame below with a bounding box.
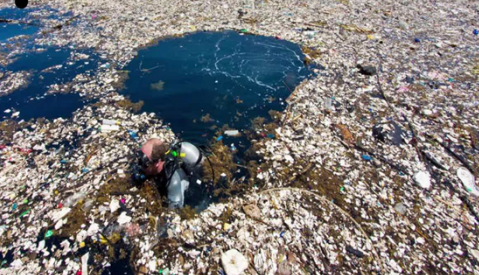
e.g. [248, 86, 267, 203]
[267, 134, 275, 139]
[12, 203, 17, 211]
[280, 231, 285, 238]
[474, 29, 479, 36]
[414, 38, 421, 43]
[60, 159, 67, 164]
[81, 167, 89, 173]
[362, 155, 372, 161]
[216, 135, 223, 141]
[127, 130, 139, 140]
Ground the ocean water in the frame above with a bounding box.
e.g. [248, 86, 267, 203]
[0, 23, 38, 41]
[121, 31, 312, 215]
[0, 47, 98, 120]
[0, 6, 93, 121]
[122, 31, 311, 144]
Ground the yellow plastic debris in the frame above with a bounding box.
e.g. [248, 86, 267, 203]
[100, 235, 108, 244]
[223, 223, 232, 231]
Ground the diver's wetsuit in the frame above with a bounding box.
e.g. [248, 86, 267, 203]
[152, 170, 169, 199]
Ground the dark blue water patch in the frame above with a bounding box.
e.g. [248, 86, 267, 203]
[101, 258, 134, 275]
[0, 47, 99, 120]
[0, 7, 34, 20]
[0, 6, 62, 21]
[1, 93, 89, 121]
[6, 47, 71, 71]
[0, 249, 14, 268]
[0, 23, 38, 41]
[0, 5, 77, 46]
[122, 31, 311, 145]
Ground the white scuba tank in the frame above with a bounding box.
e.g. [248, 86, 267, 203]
[166, 142, 204, 208]
[167, 168, 190, 209]
[179, 142, 203, 167]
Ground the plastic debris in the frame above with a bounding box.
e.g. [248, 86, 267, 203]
[346, 245, 365, 258]
[221, 249, 248, 275]
[357, 64, 377, 76]
[414, 171, 431, 189]
[457, 167, 479, 196]
[118, 212, 132, 225]
[224, 130, 240, 136]
[394, 203, 407, 215]
[45, 230, 54, 238]
[243, 204, 261, 219]
[110, 199, 120, 213]
[81, 253, 89, 275]
[362, 155, 372, 161]
[0, 0, 477, 274]
[127, 130, 139, 140]
[100, 124, 120, 132]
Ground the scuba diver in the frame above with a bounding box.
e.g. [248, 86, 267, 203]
[137, 138, 204, 209]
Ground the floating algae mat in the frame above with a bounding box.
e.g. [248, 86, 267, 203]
[122, 31, 312, 144]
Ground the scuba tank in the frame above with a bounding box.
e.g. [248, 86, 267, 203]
[178, 142, 203, 174]
[167, 168, 190, 209]
[164, 141, 203, 208]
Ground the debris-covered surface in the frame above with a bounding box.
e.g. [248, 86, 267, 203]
[0, 0, 479, 274]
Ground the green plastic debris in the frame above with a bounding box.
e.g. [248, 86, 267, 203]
[240, 29, 248, 33]
[340, 186, 345, 192]
[23, 199, 28, 204]
[0, 259, 7, 267]
[45, 230, 53, 238]
[19, 209, 30, 218]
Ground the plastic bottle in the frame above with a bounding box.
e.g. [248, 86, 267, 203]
[64, 192, 87, 207]
[102, 119, 120, 125]
[457, 167, 479, 196]
[99, 124, 120, 132]
[324, 97, 333, 111]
